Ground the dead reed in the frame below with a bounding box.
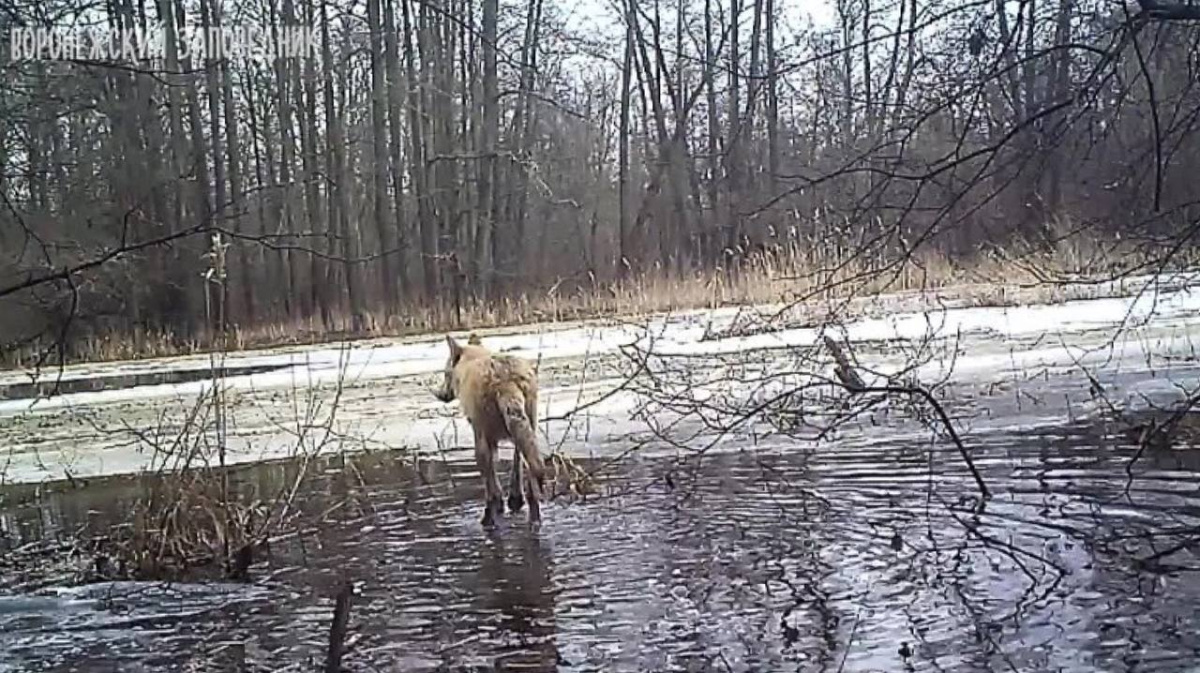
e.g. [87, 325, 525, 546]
[2, 230, 1188, 370]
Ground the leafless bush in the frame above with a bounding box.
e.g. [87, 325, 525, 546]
[627, 315, 951, 433]
[88, 344, 355, 581]
[58, 248, 361, 582]
[607, 292, 999, 501]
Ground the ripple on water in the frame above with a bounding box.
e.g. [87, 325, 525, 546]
[2, 432, 1200, 672]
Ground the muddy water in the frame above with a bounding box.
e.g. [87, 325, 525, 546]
[2, 422, 1200, 673]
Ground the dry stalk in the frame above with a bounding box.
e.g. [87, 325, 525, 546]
[544, 451, 597, 500]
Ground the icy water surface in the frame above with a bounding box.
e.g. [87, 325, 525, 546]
[2, 425, 1200, 672]
[5, 282, 1200, 671]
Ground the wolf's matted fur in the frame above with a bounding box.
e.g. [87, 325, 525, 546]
[434, 334, 547, 527]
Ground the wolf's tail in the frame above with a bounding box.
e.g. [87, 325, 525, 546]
[498, 388, 545, 480]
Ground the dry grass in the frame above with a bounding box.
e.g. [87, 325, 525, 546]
[63, 345, 353, 582]
[3, 232, 1191, 370]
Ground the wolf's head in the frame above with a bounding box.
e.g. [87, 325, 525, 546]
[434, 334, 488, 402]
[433, 335, 464, 403]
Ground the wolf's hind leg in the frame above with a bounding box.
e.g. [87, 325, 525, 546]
[502, 415, 542, 525]
[474, 430, 504, 527]
[523, 461, 543, 526]
[507, 448, 525, 513]
[499, 394, 545, 525]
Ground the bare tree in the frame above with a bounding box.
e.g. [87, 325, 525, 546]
[3, 0, 1200, 364]
[367, 0, 399, 308]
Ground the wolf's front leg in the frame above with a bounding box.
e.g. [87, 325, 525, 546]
[474, 430, 504, 527]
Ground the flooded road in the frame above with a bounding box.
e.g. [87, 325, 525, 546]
[3, 423, 1200, 672]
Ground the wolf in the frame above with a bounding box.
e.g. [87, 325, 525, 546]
[434, 334, 547, 527]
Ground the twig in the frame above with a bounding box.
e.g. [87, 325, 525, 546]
[542, 338, 650, 423]
[836, 607, 864, 673]
[824, 335, 990, 499]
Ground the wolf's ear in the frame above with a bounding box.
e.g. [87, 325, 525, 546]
[446, 335, 463, 359]
[467, 333, 482, 346]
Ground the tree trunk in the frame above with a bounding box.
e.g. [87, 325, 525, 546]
[178, 0, 214, 336]
[890, 0, 917, 134]
[246, 67, 271, 318]
[1022, 0, 1038, 123]
[618, 8, 634, 276]
[278, 0, 304, 318]
[1045, 0, 1072, 222]
[401, 0, 438, 299]
[500, 0, 543, 292]
[475, 0, 499, 296]
[159, 0, 194, 329]
[222, 45, 251, 325]
[861, 0, 872, 137]
[766, 0, 778, 195]
[428, 0, 460, 312]
[202, 0, 229, 333]
[320, 0, 344, 320]
[725, 0, 743, 259]
[383, 0, 409, 303]
[368, 0, 398, 310]
[300, 0, 330, 325]
[330, 13, 367, 329]
[703, 0, 722, 266]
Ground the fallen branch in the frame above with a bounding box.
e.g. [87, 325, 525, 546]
[824, 335, 990, 499]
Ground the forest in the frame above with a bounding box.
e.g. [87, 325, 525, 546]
[5, 4, 1200, 668]
[2, 0, 1199, 364]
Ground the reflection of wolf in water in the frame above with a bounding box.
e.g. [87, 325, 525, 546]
[433, 334, 547, 527]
